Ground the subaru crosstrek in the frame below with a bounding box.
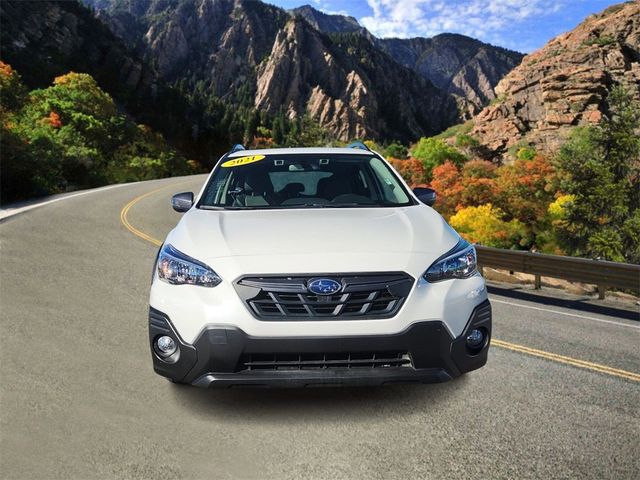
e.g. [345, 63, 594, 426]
[149, 144, 491, 387]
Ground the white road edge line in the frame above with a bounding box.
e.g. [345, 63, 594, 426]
[490, 298, 640, 330]
[0, 183, 138, 221]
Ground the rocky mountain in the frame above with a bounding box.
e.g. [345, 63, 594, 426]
[469, 1, 640, 159]
[291, 5, 362, 34]
[83, 0, 457, 141]
[291, 5, 523, 115]
[377, 35, 524, 116]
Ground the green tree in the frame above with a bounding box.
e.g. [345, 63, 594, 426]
[411, 137, 467, 180]
[228, 112, 244, 145]
[271, 111, 285, 145]
[244, 109, 259, 143]
[555, 86, 640, 262]
[384, 142, 408, 159]
[296, 114, 330, 147]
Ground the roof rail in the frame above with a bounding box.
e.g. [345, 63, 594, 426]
[347, 141, 371, 151]
[230, 144, 246, 153]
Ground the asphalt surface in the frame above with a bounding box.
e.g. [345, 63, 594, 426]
[1, 174, 639, 480]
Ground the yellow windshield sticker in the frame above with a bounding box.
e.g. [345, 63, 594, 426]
[221, 155, 266, 168]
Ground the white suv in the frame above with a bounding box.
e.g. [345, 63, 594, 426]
[149, 144, 491, 387]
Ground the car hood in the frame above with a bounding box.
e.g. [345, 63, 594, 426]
[165, 206, 459, 276]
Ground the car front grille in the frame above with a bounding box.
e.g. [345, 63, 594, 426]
[235, 273, 414, 320]
[241, 351, 412, 370]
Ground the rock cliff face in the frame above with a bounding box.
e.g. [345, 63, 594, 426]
[469, 2, 640, 158]
[255, 18, 457, 140]
[83, 0, 458, 141]
[378, 34, 523, 116]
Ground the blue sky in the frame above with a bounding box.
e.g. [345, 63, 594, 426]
[268, 0, 619, 52]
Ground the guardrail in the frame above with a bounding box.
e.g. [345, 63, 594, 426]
[475, 246, 640, 299]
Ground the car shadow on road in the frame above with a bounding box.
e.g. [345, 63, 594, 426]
[168, 375, 470, 423]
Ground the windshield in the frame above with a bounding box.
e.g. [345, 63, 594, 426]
[198, 153, 414, 209]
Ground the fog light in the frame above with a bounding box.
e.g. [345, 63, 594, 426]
[156, 336, 177, 357]
[466, 328, 485, 348]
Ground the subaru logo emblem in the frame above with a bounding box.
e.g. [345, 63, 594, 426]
[307, 278, 342, 295]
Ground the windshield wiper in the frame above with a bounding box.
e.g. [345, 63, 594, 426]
[199, 205, 262, 210]
[329, 203, 375, 208]
[200, 203, 382, 210]
[280, 202, 377, 208]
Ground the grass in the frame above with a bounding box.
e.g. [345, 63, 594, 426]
[489, 93, 508, 106]
[583, 36, 616, 47]
[433, 120, 474, 140]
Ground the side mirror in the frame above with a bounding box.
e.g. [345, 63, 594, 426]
[172, 192, 194, 212]
[413, 187, 436, 206]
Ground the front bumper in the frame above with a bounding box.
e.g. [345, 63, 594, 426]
[149, 300, 491, 388]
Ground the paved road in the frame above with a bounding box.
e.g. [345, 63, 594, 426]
[1, 175, 639, 480]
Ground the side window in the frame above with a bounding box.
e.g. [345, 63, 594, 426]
[368, 157, 410, 204]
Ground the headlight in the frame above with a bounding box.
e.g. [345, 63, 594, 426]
[156, 244, 222, 287]
[424, 240, 477, 282]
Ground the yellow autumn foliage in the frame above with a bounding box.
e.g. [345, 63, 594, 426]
[547, 194, 575, 220]
[449, 203, 524, 248]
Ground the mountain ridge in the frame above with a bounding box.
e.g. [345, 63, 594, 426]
[291, 4, 524, 115]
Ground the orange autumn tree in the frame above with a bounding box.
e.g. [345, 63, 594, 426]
[387, 157, 427, 187]
[495, 154, 556, 224]
[459, 159, 499, 207]
[43, 111, 62, 128]
[430, 161, 464, 217]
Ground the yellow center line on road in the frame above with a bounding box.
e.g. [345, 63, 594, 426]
[119, 181, 193, 247]
[119, 185, 640, 384]
[492, 339, 640, 382]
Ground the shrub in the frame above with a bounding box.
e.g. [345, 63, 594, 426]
[449, 204, 525, 248]
[384, 142, 408, 159]
[515, 146, 536, 161]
